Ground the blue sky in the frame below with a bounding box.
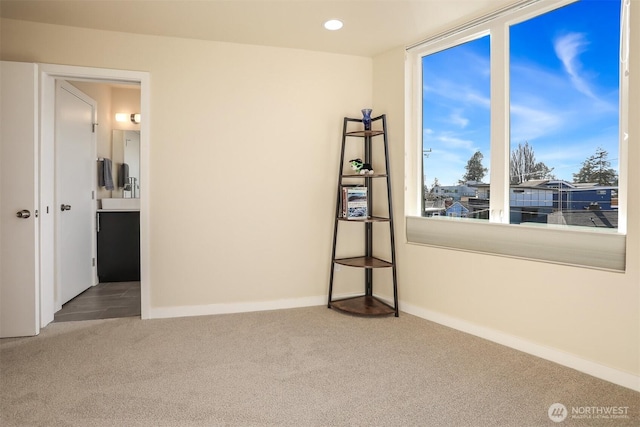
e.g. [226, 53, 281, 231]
[422, 0, 620, 187]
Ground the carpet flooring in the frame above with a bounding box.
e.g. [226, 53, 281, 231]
[1, 306, 638, 426]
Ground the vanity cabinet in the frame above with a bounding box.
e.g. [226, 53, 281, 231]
[97, 211, 140, 282]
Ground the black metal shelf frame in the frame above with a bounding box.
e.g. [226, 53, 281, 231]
[328, 114, 399, 317]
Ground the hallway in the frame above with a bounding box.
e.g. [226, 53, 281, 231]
[54, 281, 140, 322]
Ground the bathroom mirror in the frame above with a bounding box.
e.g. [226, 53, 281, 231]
[112, 130, 140, 198]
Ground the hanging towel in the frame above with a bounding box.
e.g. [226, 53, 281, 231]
[118, 163, 129, 188]
[97, 160, 105, 187]
[101, 158, 114, 190]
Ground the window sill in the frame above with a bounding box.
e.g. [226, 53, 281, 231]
[406, 216, 626, 272]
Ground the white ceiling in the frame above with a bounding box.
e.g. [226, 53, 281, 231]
[0, 0, 518, 57]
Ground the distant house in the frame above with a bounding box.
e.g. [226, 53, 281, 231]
[509, 181, 555, 224]
[431, 182, 478, 201]
[448, 180, 618, 228]
[555, 186, 618, 212]
[445, 201, 469, 218]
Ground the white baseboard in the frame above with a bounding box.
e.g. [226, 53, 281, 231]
[148, 291, 372, 320]
[400, 301, 640, 392]
[148, 295, 328, 319]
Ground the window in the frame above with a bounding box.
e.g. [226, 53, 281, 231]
[407, 0, 629, 271]
[422, 36, 490, 220]
[509, 0, 620, 228]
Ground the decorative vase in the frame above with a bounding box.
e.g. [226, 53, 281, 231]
[361, 108, 372, 130]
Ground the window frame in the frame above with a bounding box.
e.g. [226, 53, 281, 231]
[405, 0, 629, 271]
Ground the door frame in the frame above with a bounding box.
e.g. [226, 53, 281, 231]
[39, 64, 151, 326]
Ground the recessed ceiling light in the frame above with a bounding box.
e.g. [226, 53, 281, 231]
[324, 19, 343, 31]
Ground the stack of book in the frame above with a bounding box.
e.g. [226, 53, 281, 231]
[342, 186, 368, 219]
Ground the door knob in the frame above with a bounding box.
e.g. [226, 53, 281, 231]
[60, 204, 71, 211]
[16, 209, 31, 219]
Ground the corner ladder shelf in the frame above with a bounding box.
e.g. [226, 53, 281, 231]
[327, 114, 399, 317]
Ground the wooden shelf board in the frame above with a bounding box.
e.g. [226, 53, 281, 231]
[337, 216, 389, 223]
[330, 295, 396, 316]
[345, 130, 384, 137]
[341, 173, 388, 178]
[334, 256, 392, 268]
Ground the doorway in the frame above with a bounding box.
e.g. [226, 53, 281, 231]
[39, 64, 150, 328]
[51, 79, 142, 323]
[53, 282, 141, 322]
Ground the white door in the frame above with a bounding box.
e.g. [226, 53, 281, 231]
[55, 81, 96, 305]
[0, 61, 40, 337]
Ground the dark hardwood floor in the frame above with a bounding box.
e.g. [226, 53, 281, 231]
[54, 281, 140, 322]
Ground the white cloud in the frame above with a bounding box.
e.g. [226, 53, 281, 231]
[448, 111, 469, 128]
[465, 92, 490, 109]
[510, 103, 564, 142]
[424, 79, 489, 110]
[436, 134, 476, 151]
[554, 32, 595, 98]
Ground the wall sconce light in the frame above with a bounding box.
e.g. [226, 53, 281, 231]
[115, 113, 141, 123]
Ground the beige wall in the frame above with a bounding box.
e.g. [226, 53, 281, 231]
[1, 18, 372, 307]
[372, 9, 639, 380]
